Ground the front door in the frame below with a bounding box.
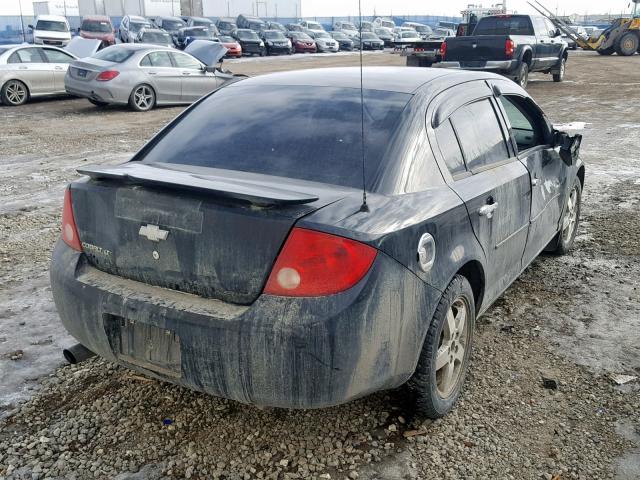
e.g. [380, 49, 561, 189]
[42, 47, 76, 92]
[169, 52, 219, 102]
[495, 94, 568, 265]
[7, 47, 54, 95]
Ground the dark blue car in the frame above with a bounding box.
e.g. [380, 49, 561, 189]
[51, 67, 584, 418]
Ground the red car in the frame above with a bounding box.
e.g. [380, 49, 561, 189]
[219, 35, 242, 57]
[288, 32, 317, 53]
[78, 15, 115, 47]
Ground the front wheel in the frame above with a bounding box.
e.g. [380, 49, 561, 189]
[615, 32, 639, 56]
[548, 177, 582, 255]
[1, 79, 29, 106]
[128, 84, 155, 112]
[407, 275, 475, 419]
[553, 57, 566, 82]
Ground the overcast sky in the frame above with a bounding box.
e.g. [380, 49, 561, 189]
[0, 0, 634, 17]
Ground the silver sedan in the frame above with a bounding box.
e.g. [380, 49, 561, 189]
[0, 44, 77, 106]
[64, 42, 238, 111]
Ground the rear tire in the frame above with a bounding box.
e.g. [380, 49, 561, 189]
[128, 84, 155, 112]
[407, 275, 475, 419]
[1, 79, 29, 106]
[552, 57, 566, 82]
[515, 62, 529, 89]
[615, 32, 639, 56]
[547, 176, 582, 255]
[597, 47, 615, 55]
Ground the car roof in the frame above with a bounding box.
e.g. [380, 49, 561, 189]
[141, 28, 169, 33]
[191, 17, 213, 22]
[128, 16, 149, 22]
[35, 14, 67, 21]
[111, 43, 172, 51]
[228, 67, 494, 94]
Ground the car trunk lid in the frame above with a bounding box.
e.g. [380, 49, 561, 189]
[68, 58, 114, 81]
[71, 162, 346, 305]
[444, 35, 511, 62]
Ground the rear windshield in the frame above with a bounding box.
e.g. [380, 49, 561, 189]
[81, 20, 112, 32]
[93, 46, 135, 62]
[474, 16, 534, 35]
[36, 20, 68, 32]
[141, 85, 412, 190]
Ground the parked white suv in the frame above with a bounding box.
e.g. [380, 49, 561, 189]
[29, 15, 71, 47]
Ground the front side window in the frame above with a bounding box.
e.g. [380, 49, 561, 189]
[451, 99, 509, 172]
[170, 52, 201, 69]
[43, 48, 75, 63]
[435, 119, 467, 176]
[499, 96, 547, 152]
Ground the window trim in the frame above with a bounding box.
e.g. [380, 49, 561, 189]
[138, 49, 175, 68]
[42, 47, 75, 63]
[169, 51, 204, 70]
[494, 93, 553, 155]
[9, 47, 46, 64]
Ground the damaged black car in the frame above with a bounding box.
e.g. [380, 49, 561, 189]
[51, 67, 584, 418]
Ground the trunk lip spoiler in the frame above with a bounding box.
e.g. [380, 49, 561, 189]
[77, 163, 320, 206]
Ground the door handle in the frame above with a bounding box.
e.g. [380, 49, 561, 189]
[19, 66, 28, 70]
[148, 71, 157, 75]
[55, 66, 63, 70]
[182, 72, 191, 75]
[532, 177, 540, 187]
[478, 202, 499, 218]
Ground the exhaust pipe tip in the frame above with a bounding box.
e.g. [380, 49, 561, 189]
[63, 343, 96, 365]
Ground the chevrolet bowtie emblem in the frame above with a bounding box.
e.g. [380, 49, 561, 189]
[139, 224, 169, 242]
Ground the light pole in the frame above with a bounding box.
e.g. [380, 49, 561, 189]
[18, 0, 26, 43]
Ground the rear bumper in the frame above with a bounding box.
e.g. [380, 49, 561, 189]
[50, 241, 439, 408]
[64, 77, 129, 105]
[434, 59, 518, 73]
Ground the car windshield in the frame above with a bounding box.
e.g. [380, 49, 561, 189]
[294, 33, 312, 40]
[81, 20, 112, 32]
[186, 28, 211, 38]
[474, 16, 534, 35]
[219, 36, 234, 42]
[141, 85, 412, 190]
[374, 29, 388, 35]
[237, 30, 258, 39]
[130, 22, 150, 33]
[248, 22, 263, 30]
[307, 22, 322, 30]
[314, 32, 330, 39]
[92, 46, 135, 62]
[270, 23, 285, 31]
[264, 31, 285, 39]
[382, 21, 394, 29]
[162, 20, 184, 30]
[331, 32, 347, 39]
[193, 19, 212, 27]
[141, 32, 172, 43]
[219, 21, 235, 29]
[415, 25, 432, 33]
[35, 20, 68, 32]
[401, 31, 417, 38]
[433, 29, 450, 36]
[342, 23, 356, 30]
[361, 32, 377, 39]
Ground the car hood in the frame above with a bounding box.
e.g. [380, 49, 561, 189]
[65, 37, 101, 58]
[80, 31, 114, 40]
[34, 30, 70, 39]
[184, 40, 228, 65]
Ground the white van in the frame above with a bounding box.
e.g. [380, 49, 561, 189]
[29, 15, 72, 47]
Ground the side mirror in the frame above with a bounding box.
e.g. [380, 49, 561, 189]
[204, 65, 216, 73]
[554, 130, 582, 166]
[555, 28, 562, 37]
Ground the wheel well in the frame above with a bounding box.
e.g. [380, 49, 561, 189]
[577, 165, 585, 189]
[562, 49, 569, 60]
[522, 50, 532, 65]
[456, 261, 485, 312]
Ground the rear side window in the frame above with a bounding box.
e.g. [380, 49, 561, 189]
[450, 99, 509, 172]
[141, 51, 172, 67]
[435, 120, 466, 176]
[140, 85, 412, 190]
[93, 47, 135, 63]
[8, 48, 45, 64]
[474, 16, 534, 36]
[43, 48, 75, 63]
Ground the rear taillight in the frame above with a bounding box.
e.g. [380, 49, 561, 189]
[96, 70, 119, 81]
[440, 41, 447, 60]
[264, 227, 377, 297]
[505, 39, 515, 58]
[61, 188, 82, 251]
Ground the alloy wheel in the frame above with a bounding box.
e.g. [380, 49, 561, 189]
[5, 81, 27, 105]
[133, 86, 154, 110]
[435, 297, 470, 398]
[562, 185, 579, 242]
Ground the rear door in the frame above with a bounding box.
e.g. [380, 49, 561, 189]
[431, 84, 531, 304]
[139, 51, 182, 103]
[169, 51, 219, 102]
[42, 47, 76, 91]
[7, 47, 54, 94]
[492, 86, 568, 265]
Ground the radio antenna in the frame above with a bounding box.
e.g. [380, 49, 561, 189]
[358, 0, 369, 212]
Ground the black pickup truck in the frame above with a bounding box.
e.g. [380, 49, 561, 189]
[434, 14, 568, 88]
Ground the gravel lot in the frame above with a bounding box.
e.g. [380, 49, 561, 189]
[0, 50, 639, 480]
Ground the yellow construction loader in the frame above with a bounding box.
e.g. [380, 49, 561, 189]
[529, 0, 640, 56]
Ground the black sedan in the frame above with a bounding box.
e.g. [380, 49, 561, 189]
[329, 31, 355, 50]
[51, 67, 584, 418]
[232, 28, 265, 56]
[261, 29, 291, 55]
[354, 32, 385, 50]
